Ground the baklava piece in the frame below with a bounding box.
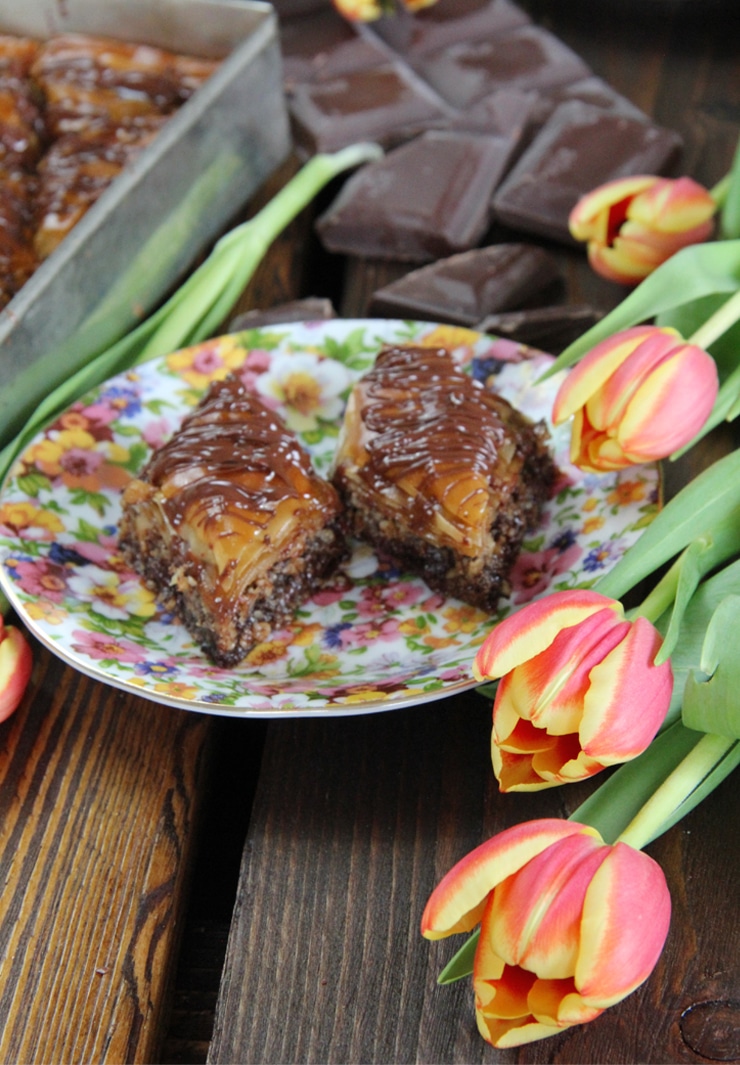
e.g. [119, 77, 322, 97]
[331, 344, 556, 611]
[119, 375, 346, 667]
[31, 33, 219, 137]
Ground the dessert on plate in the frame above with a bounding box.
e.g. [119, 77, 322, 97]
[330, 343, 556, 611]
[118, 374, 346, 667]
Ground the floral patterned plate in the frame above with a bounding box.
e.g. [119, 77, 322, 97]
[0, 319, 660, 718]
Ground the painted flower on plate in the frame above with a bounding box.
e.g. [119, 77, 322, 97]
[256, 351, 353, 432]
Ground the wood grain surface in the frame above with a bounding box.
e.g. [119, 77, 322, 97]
[207, 698, 740, 1065]
[0, 641, 211, 1064]
[206, 3, 740, 1063]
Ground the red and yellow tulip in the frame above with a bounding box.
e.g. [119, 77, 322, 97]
[0, 615, 32, 721]
[332, 0, 439, 18]
[569, 175, 717, 285]
[473, 590, 672, 791]
[421, 819, 671, 1048]
[552, 325, 718, 472]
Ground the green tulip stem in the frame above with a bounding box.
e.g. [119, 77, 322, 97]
[710, 173, 731, 209]
[614, 731, 736, 850]
[627, 558, 682, 626]
[688, 285, 740, 350]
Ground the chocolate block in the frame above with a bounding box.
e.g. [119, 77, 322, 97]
[315, 130, 516, 262]
[368, 243, 561, 325]
[452, 87, 541, 145]
[531, 75, 648, 125]
[492, 100, 683, 244]
[476, 304, 604, 354]
[229, 298, 336, 331]
[287, 60, 453, 155]
[414, 25, 592, 109]
[271, 0, 331, 19]
[370, 0, 530, 57]
[280, 11, 389, 88]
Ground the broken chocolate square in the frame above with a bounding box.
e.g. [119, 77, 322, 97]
[315, 130, 516, 262]
[370, 0, 530, 58]
[287, 60, 453, 155]
[368, 243, 561, 325]
[492, 100, 683, 244]
[414, 25, 592, 109]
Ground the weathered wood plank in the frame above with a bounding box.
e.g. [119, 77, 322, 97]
[0, 639, 212, 1064]
[206, 694, 739, 1064]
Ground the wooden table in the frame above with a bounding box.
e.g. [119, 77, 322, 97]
[1, 3, 739, 1063]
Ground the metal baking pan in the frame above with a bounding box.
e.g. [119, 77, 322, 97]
[0, 0, 291, 447]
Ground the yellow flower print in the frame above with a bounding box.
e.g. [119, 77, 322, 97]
[26, 600, 68, 624]
[423, 635, 458, 650]
[0, 500, 64, 537]
[338, 688, 388, 704]
[608, 480, 647, 507]
[582, 515, 605, 535]
[25, 428, 97, 477]
[166, 336, 246, 391]
[420, 326, 481, 351]
[290, 622, 324, 647]
[442, 603, 488, 633]
[245, 639, 290, 667]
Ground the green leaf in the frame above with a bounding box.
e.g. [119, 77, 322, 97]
[595, 449, 740, 601]
[437, 929, 480, 985]
[718, 133, 740, 240]
[541, 240, 740, 377]
[568, 721, 701, 845]
[657, 559, 740, 722]
[682, 595, 740, 738]
[656, 293, 740, 379]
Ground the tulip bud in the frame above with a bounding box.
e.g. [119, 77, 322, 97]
[0, 617, 33, 721]
[473, 589, 672, 791]
[421, 819, 671, 1048]
[569, 175, 717, 284]
[552, 325, 718, 472]
[331, 0, 387, 18]
[332, 0, 440, 18]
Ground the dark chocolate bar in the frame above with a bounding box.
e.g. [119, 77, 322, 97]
[476, 304, 604, 354]
[367, 243, 561, 325]
[492, 100, 684, 244]
[370, 0, 530, 57]
[315, 130, 515, 262]
[287, 60, 453, 155]
[280, 10, 389, 88]
[414, 25, 592, 109]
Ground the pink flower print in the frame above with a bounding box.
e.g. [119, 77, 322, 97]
[510, 542, 583, 604]
[71, 629, 148, 664]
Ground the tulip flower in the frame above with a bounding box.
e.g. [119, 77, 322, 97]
[421, 819, 671, 1048]
[0, 615, 32, 721]
[551, 324, 718, 472]
[473, 589, 672, 791]
[569, 175, 717, 284]
[331, 0, 439, 19]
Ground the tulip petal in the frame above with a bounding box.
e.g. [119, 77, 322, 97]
[585, 328, 682, 432]
[473, 590, 622, 681]
[629, 176, 716, 234]
[552, 326, 660, 425]
[528, 977, 603, 1026]
[618, 346, 718, 459]
[487, 833, 609, 978]
[0, 625, 33, 721]
[576, 842, 671, 1006]
[580, 616, 672, 761]
[569, 176, 658, 242]
[421, 820, 596, 939]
